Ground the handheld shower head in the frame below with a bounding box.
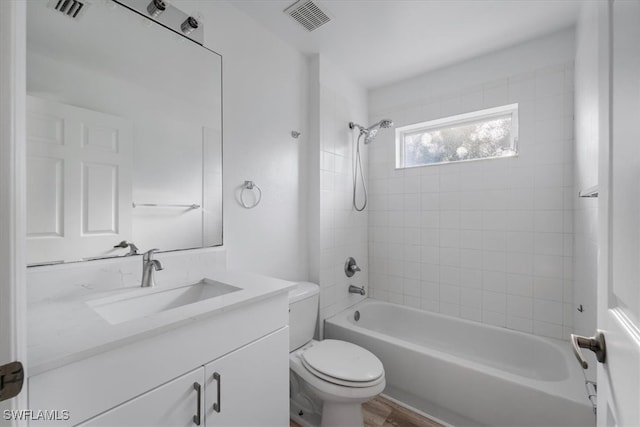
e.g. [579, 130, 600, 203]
[350, 117, 394, 211]
[363, 118, 394, 144]
[370, 119, 394, 130]
[349, 119, 394, 144]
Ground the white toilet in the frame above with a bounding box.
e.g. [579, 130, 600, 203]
[289, 282, 385, 427]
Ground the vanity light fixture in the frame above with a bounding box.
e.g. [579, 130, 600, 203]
[181, 16, 199, 35]
[114, 0, 204, 44]
[146, 0, 167, 18]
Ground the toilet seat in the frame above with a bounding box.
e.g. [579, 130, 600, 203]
[300, 339, 384, 388]
[290, 344, 386, 403]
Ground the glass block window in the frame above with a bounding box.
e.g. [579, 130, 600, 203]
[395, 104, 519, 168]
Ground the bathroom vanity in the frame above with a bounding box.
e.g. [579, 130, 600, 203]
[27, 269, 293, 426]
[23, 2, 290, 425]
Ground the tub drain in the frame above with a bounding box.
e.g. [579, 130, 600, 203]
[354, 310, 360, 321]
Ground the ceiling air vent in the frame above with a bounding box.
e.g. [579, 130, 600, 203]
[48, 0, 88, 20]
[284, 0, 331, 32]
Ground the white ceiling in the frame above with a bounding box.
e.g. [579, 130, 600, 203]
[230, 0, 581, 89]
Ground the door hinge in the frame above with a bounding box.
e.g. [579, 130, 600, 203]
[0, 361, 24, 402]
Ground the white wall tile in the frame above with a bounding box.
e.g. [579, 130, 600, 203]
[534, 299, 564, 325]
[440, 266, 461, 286]
[534, 276, 564, 301]
[367, 41, 574, 340]
[483, 291, 507, 313]
[461, 87, 484, 112]
[508, 73, 536, 101]
[506, 231, 534, 253]
[440, 247, 460, 266]
[440, 302, 461, 317]
[461, 288, 482, 307]
[507, 274, 534, 297]
[440, 192, 461, 210]
[440, 229, 460, 247]
[461, 306, 483, 322]
[507, 316, 534, 333]
[534, 320, 563, 339]
[483, 310, 506, 327]
[484, 80, 509, 107]
[460, 230, 483, 249]
[483, 270, 507, 293]
[460, 249, 483, 270]
[460, 268, 483, 289]
[534, 232, 564, 256]
[536, 66, 565, 98]
[507, 295, 534, 319]
[460, 211, 483, 230]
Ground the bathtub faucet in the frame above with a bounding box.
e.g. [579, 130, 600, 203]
[348, 285, 365, 295]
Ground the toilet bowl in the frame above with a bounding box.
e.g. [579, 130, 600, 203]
[289, 283, 385, 427]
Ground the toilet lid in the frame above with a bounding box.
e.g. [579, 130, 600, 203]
[301, 340, 384, 384]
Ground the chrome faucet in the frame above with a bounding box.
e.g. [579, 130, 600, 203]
[349, 285, 365, 295]
[141, 249, 163, 288]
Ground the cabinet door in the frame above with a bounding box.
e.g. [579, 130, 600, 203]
[204, 327, 289, 427]
[78, 368, 204, 427]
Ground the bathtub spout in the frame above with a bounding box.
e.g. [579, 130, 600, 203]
[349, 285, 365, 295]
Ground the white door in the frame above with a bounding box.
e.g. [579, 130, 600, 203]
[595, 1, 640, 425]
[26, 96, 133, 264]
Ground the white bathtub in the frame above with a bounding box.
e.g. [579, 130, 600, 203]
[324, 299, 594, 427]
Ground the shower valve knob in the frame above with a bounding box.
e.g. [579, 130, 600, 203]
[345, 257, 360, 277]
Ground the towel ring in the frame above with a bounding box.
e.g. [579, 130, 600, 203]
[240, 181, 262, 209]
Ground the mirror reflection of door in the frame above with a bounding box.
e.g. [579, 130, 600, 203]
[26, 96, 133, 264]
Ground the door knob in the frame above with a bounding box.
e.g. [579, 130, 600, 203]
[570, 330, 606, 369]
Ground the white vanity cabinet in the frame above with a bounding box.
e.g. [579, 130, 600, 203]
[204, 327, 289, 426]
[28, 292, 290, 427]
[77, 368, 205, 427]
[77, 328, 288, 427]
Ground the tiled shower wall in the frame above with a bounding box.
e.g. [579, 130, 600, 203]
[310, 56, 369, 334]
[366, 30, 576, 340]
[572, 2, 600, 370]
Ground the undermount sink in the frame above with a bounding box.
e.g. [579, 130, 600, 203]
[89, 279, 242, 325]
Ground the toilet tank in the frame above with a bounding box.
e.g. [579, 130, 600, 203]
[288, 282, 320, 352]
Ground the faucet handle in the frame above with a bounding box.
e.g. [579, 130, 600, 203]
[345, 257, 361, 277]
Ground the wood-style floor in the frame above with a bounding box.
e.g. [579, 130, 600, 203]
[290, 396, 445, 427]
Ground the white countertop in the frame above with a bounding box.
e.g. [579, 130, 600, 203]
[27, 270, 295, 376]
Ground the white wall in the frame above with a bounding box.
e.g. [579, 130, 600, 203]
[573, 2, 600, 351]
[176, 0, 310, 281]
[367, 29, 576, 340]
[309, 55, 369, 333]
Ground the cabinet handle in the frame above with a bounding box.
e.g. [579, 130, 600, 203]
[193, 382, 202, 426]
[212, 372, 221, 413]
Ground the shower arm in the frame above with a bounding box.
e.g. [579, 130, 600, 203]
[349, 122, 367, 135]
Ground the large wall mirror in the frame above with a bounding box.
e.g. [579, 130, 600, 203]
[26, 0, 223, 265]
